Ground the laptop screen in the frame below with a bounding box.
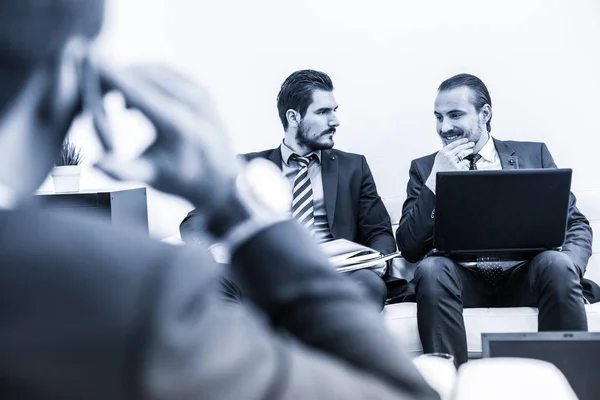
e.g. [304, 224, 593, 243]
[434, 168, 572, 256]
[482, 332, 600, 400]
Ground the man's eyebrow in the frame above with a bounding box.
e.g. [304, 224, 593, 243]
[315, 106, 337, 112]
[434, 109, 466, 115]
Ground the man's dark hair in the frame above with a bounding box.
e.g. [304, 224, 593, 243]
[0, 0, 105, 117]
[438, 73, 492, 132]
[277, 70, 334, 130]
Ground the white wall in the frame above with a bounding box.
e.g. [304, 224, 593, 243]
[45, 0, 600, 239]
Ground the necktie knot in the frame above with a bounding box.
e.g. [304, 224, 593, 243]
[290, 153, 316, 169]
[464, 153, 482, 170]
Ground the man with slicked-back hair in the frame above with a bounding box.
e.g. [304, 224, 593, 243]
[396, 73, 593, 366]
[181, 69, 397, 309]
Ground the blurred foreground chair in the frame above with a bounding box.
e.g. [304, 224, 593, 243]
[414, 357, 578, 400]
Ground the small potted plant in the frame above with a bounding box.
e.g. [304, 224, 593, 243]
[51, 139, 84, 193]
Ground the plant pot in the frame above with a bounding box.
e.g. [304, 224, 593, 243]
[51, 165, 82, 193]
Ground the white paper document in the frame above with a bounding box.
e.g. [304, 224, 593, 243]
[318, 239, 402, 272]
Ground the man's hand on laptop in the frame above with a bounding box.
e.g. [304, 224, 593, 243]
[425, 138, 474, 193]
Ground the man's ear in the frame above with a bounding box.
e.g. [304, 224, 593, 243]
[479, 104, 492, 126]
[286, 109, 301, 128]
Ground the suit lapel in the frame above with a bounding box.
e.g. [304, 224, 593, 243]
[493, 138, 519, 169]
[321, 150, 338, 229]
[266, 148, 283, 170]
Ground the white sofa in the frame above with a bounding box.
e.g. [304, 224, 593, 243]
[383, 190, 600, 358]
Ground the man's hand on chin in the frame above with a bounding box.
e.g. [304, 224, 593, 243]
[425, 138, 474, 193]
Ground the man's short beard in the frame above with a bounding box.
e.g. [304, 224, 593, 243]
[296, 121, 334, 151]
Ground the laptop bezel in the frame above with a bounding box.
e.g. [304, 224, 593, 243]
[481, 332, 600, 358]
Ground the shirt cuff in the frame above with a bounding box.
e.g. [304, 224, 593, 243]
[425, 173, 436, 194]
[219, 158, 293, 255]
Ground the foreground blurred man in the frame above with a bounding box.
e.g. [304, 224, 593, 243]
[396, 73, 592, 366]
[0, 1, 437, 399]
[181, 70, 396, 308]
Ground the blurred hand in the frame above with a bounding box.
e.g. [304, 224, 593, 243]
[86, 62, 240, 211]
[425, 138, 474, 193]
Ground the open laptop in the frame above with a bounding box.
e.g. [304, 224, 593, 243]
[434, 168, 572, 260]
[482, 332, 600, 400]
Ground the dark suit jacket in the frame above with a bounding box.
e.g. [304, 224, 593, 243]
[396, 138, 594, 275]
[182, 147, 396, 255]
[0, 203, 437, 399]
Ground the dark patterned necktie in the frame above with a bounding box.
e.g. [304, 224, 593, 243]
[464, 153, 482, 170]
[290, 153, 317, 234]
[476, 256, 504, 286]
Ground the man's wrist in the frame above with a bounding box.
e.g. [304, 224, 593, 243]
[425, 172, 437, 194]
[204, 158, 292, 246]
[204, 188, 251, 239]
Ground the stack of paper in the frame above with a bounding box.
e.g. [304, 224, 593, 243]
[319, 239, 402, 272]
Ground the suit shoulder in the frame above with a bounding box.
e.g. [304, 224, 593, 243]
[326, 149, 379, 165]
[411, 152, 437, 168]
[240, 148, 278, 161]
[501, 140, 546, 149]
[1, 205, 184, 288]
[327, 148, 363, 159]
[497, 139, 553, 159]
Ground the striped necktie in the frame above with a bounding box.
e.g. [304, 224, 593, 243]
[290, 153, 317, 234]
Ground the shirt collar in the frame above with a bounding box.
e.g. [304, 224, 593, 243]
[280, 140, 322, 166]
[0, 182, 19, 211]
[477, 134, 498, 163]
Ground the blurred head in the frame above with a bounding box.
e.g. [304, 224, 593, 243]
[277, 70, 339, 154]
[434, 73, 492, 152]
[0, 0, 105, 197]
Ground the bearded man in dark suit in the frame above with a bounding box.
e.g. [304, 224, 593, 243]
[396, 73, 593, 366]
[182, 70, 396, 308]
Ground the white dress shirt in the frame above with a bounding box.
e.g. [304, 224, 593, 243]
[472, 135, 502, 171]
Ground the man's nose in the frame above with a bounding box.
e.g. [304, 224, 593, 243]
[440, 120, 453, 134]
[329, 113, 340, 127]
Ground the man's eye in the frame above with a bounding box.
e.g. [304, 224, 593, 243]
[436, 116, 442, 122]
[450, 114, 461, 119]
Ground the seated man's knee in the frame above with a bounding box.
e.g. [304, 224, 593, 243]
[413, 256, 455, 295]
[530, 250, 581, 281]
[414, 256, 454, 280]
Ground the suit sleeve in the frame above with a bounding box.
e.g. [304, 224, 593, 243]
[143, 221, 438, 400]
[357, 156, 397, 254]
[541, 143, 593, 274]
[395, 160, 437, 263]
[179, 154, 250, 243]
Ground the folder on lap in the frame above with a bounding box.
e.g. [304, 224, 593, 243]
[319, 238, 402, 273]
